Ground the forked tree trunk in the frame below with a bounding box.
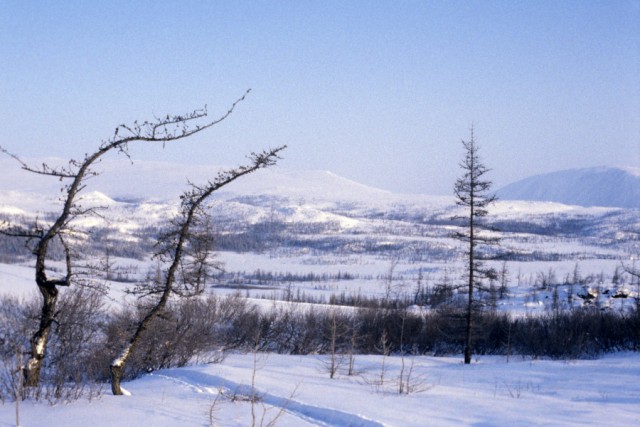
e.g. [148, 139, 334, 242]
[24, 241, 69, 387]
[24, 284, 58, 387]
[1, 92, 252, 388]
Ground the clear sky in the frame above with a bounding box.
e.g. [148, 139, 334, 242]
[1, 1, 638, 194]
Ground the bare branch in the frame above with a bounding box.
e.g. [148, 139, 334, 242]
[0, 223, 42, 240]
[58, 234, 73, 287]
[1, 92, 255, 388]
[110, 144, 286, 395]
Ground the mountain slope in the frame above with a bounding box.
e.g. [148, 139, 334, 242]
[497, 167, 640, 209]
[0, 157, 451, 209]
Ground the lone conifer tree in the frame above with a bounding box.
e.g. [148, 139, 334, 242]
[452, 127, 498, 364]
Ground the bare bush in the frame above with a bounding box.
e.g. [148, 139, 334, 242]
[0, 290, 105, 403]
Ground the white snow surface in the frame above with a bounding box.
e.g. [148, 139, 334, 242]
[1, 353, 639, 426]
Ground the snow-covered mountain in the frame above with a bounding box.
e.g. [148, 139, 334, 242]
[0, 157, 413, 203]
[1, 157, 637, 269]
[497, 167, 640, 209]
[0, 156, 455, 217]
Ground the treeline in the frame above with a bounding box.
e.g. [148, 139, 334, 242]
[0, 212, 618, 267]
[219, 269, 362, 286]
[2, 289, 639, 402]
[254, 290, 414, 309]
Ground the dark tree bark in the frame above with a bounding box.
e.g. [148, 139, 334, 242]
[0, 90, 250, 387]
[451, 127, 498, 364]
[110, 146, 286, 395]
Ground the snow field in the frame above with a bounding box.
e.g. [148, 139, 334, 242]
[2, 353, 639, 426]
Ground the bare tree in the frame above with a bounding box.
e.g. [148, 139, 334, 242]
[321, 308, 348, 379]
[498, 261, 510, 300]
[0, 90, 251, 387]
[177, 214, 223, 296]
[382, 258, 399, 303]
[451, 126, 498, 364]
[109, 146, 286, 395]
[622, 263, 640, 312]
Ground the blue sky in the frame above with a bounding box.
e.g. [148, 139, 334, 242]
[1, 1, 638, 194]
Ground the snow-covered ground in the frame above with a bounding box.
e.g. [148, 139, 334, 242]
[3, 257, 639, 426]
[2, 352, 639, 426]
[4, 254, 637, 426]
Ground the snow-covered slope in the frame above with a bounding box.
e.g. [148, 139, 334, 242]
[0, 157, 409, 202]
[0, 156, 453, 214]
[3, 157, 639, 210]
[1, 157, 637, 254]
[497, 166, 640, 209]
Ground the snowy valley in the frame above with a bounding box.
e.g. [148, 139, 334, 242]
[1, 160, 639, 426]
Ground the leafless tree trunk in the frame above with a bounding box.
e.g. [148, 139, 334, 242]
[383, 258, 398, 302]
[347, 316, 359, 376]
[397, 311, 406, 394]
[451, 126, 498, 364]
[622, 263, 640, 313]
[110, 146, 285, 395]
[0, 90, 251, 387]
[498, 261, 509, 299]
[322, 308, 346, 379]
[178, 215, 222, 295]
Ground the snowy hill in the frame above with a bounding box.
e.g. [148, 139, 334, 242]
[0, 157, 428, 204]
[0, 157, 637, 275]
[497, 166, 640, 209]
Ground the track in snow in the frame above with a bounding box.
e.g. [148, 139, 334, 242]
[158, 369, 385, 427]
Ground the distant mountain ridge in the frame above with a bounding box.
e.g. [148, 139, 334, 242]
[0, 157, 392, 202]
[497, 167, 640, 209]
[1, 158, 638, 210]
[1, 159, 637, 267]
